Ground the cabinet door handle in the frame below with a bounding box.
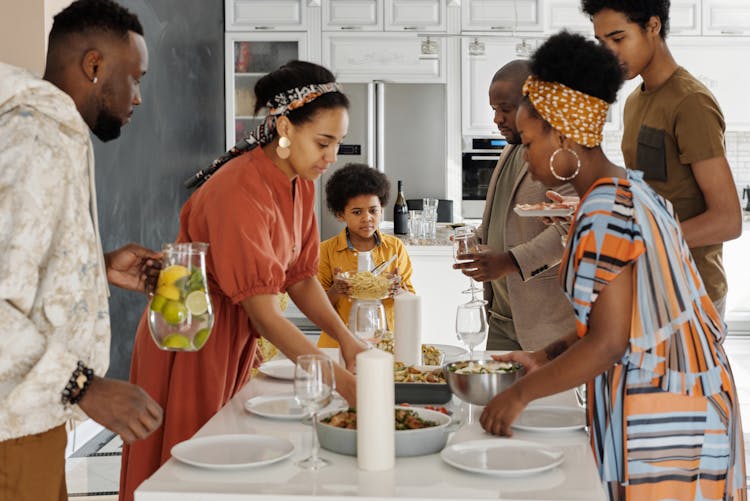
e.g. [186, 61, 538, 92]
[721, 29, 745, 35]
[490, 25, 511, 30]
[340, 26, 363, 30]
[402, 26, 422, 30]
[253, 26, 275, 30]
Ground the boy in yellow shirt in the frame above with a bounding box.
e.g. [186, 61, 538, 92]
[317, 163, 415, 347]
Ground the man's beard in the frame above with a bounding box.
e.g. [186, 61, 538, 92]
[91, 109, 122, 142]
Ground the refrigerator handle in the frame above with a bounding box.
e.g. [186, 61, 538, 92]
[375, 81, 385, 173]
[367, 82, 376, 168]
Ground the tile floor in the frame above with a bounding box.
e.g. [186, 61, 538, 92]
[65, 336, 750, 498]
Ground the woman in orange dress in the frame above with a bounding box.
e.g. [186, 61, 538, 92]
[119, 61, 366, 501]
[479, 33, 745, 500]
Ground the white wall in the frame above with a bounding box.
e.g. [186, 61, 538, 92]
[0, 0, 72, 75]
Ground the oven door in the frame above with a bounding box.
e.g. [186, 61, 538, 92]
[462, 152, 500, 218]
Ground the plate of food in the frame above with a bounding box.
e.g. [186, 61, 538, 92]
[513, 202, 574, 218]
[393, 362, 452, 404]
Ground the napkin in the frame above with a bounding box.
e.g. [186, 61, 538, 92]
[356, 349, 394, 471]
[394, 294, 422, 366]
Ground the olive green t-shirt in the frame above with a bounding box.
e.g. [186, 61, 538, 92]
[486, 145, 525, 342]
[621, 67, 727, 301]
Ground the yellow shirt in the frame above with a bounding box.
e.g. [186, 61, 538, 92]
[317, 229, 415, 347]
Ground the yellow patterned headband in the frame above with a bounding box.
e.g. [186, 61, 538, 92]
[522, 75, 609, 148]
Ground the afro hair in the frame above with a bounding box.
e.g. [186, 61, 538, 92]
[325, 163, 391, 215]
[529, 31, 624, 104]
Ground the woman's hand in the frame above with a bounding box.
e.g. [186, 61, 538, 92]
[479, 383, 529, 437]
[491, 350, 547, 375]
[339, 334, 368, 373]
[541, 190, 579, 226]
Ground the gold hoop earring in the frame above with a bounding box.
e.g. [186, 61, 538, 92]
[549, 147, 581, 181]
[276, 136, 291, 159]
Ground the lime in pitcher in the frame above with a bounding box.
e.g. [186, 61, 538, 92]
[148, 242, 214, 351]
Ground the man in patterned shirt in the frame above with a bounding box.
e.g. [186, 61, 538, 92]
[0, 1, 163, 499]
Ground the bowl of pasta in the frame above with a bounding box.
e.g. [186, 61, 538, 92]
[316, 405, 454, 457]
[336, 270, 400, 300]
[444, 359, 522, 406]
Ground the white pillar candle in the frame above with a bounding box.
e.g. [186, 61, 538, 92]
[394, 293, 422, 366]
[356, 349, 394, 471]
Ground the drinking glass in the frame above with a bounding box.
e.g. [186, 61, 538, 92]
[147, 243, 214, 351]
[452, 227, 485, 305]
[351, 299, 387, 348]
[422, 198, 439, 240]
[455, 302, 487, 361]
[294, 354, 335, 470]
[408, 210, 424, 241]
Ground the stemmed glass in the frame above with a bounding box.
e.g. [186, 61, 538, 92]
[452, 227, 485, 305]
[455, 302, 488, 362]
[351, 300, 387, 349]
[294, 354, 335, 470]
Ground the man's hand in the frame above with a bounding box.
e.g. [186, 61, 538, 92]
[77, 377, 163, 444]
[452, 246, 517, 282]
[104, 243, 162, 294]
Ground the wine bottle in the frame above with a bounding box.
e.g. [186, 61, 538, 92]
[394, 180, 408, 235]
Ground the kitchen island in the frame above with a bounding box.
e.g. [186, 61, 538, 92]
[135, 362, 606, 501]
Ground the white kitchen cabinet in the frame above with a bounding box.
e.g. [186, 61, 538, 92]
[670, 0, 701, 35]
[323, 32, 446, 82]
[225, 0, 308, 31]
[461, 0, 542, 32]
[670, 37, 750, 130]
[703, 0, 750, 35]
[323, 0, 384, 31]
[461, 37, 519, 136]
[406, 246, 472, 346]
[385, 0, 447, 31]
[544, 0, 591, 35]
[225, 32, 308, 148]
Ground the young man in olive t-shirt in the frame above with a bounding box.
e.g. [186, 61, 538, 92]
[582, 0, 742, 317]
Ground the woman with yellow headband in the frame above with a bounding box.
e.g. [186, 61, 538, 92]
[482, 32, 745, 501]
[120, 61, 367, 501]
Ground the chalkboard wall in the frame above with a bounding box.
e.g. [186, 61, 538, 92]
[92, 0, 225, 379]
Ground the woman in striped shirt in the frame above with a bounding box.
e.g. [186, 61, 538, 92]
[480, 31, 745, 500]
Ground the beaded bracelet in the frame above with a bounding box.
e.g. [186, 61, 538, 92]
[61, 361, 94, 406]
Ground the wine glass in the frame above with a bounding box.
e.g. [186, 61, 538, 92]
[455, 302, 487, 361]
[452, 228, 485, 305]
[294, 354, 335, 470]
[351, 300, 387, 348]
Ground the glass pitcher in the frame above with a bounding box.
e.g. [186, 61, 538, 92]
[148, 242, 214, 351]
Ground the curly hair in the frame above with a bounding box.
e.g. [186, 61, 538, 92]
[254, 60, 349, 126]
[529, 31, 624, 104]
[49, 0, 143, 45]
[325, 163, 391, 215]
[581, 0, 670, 38]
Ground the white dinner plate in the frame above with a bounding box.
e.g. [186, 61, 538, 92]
[244, 394, 348, 420]
[513, 206, 573, 218]
[512, 405, 586, 433]
[430, 344, 468, 361]
[258, 359, 295, 380]
[244, 395, 306, 420]
[171, 434, 294, 469]
[441, 438, 564, 476]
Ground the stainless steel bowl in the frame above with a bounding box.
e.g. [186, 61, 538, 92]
[443, 359, 521, 406]
[316, 405, 454, 457]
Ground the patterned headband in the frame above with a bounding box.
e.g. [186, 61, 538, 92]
[184, 82, 344, 189]
[522, 75, 609, 148]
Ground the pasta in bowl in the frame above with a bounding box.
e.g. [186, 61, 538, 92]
[336, 270, 400, 300]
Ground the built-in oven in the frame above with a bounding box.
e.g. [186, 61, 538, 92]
[462, 137, 507, 219]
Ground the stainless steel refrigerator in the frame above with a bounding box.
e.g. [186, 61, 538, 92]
[318, 82, 447, 241]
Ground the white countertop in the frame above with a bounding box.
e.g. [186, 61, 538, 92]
[136, 355, 606, 501]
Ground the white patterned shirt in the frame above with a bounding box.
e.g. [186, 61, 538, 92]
[0, 63, 110, 440]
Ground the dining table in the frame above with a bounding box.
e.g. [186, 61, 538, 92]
[135, 350, 608, 501]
